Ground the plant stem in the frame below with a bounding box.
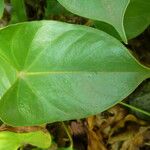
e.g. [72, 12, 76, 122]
[62, 122, 73, 148]
[119, 102, 150, 116]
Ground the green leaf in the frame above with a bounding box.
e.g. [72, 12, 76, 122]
[129, 81, 150, 120]
[94, 0, 150, 41]
[57, 0, 130, 43]
[0, 21, 150, 126]
[11, 0, 27, 23]
[45, 0, 70, 16]
[0, 131, 51, 150]
[124, 0, 150, 39]
[57, 0, 150, 42]
[0, 0, 4, 19]
[94, 21, 121, 41]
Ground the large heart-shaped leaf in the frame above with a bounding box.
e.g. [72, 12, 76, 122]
[0, 0, 4, 19]
[0, 131, 51, 150]
[0, 21, 150, 126]
[57, 0, 130, 43]
[57, 0, 150, 42]
[94, 0, 150, 41]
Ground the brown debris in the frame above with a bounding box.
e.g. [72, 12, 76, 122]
[85, 105, 150, 150]
[0, 124, 46, 133]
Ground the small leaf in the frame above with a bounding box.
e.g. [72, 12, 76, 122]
[11, 0, 27, 23]
[124, 0, 150, 39]
[0, 21, 150, 126]
[57, 0, 130, 43]
[129, 81, 150, 120]
[0, 0, 4, 19]
[45, 0, 70, 17]
[0, 131, 51, 150]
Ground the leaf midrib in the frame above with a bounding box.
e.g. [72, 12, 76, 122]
[17, 70, 149, 77]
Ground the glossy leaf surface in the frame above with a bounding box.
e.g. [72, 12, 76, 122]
[46, 0, 70, 16]
[0, 21, 150, 126]
[57, 0, 150, 42]
[94, 21, 121, 41]
[124, 0, 150, 39]
[0, 131, 51, 150]
[57, 0, 130, 43]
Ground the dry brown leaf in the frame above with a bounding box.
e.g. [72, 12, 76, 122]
[93, 105, 127, 132]
[86, 105, 150, 150]
[0, 124, 46, 133]
[109, 114, 146, 137]
[87, 116, 107, 150]
[87, 129, 107, 150]
[109, 124, 150, 150]
[106, 105, 127, 126]
[87, 116, 95, 130]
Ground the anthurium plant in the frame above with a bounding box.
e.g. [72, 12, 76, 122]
[0, 0, 149, 149]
